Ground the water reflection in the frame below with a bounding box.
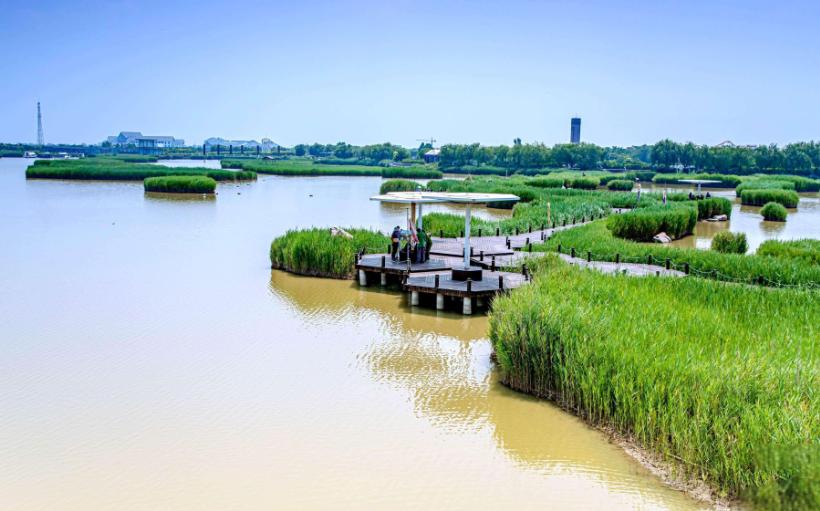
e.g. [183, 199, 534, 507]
[268, 270, 708, 510]
[144, 191, 216, 202]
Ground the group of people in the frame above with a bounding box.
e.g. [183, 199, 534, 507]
[688, 191, 712, 200]
[390, 225, 433, 264]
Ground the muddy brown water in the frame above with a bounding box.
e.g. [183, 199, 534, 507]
[1, 159, 716, 509]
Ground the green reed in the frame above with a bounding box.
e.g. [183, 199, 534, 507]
[269, 227, 390, 279]
[760, 202, 788, 222]
[490, 255, 820, 499]
[741, 189, 800, 208]
[711, 230, 748, 254]
[144, 176, 216, 193]
[758, 238, 820, 264]
[26, 157, 256, 181]
[607, 179, 634, 191]
[380, 179, 421, 194]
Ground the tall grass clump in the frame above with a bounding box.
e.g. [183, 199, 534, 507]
[736, 180, 795, 196]
[762, 175, 820, 192]
[697, 197, 733, 219]
[652, 173, 742, 187]
[741, 189, 799, 208]
[144, 176, 216, 193]
[537, 220, 820, 286]
[228, 158, 442, 179]
[568, 176, 600, 189]
[527, 177, 565, 188]
[490, 258, 820, 499]
[760, 202, 788, 222]
[758, 238, 820, 264]
[380, 179, 421, 194]
[607, 179, 634, 191]
[269, 228, 389, 279]
[606, 203, 697, 239]
[711, 231, 748, 254]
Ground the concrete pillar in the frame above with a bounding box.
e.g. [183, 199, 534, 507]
[476, 297, 485, 308]
[462, 297, 472, 315]
[436, 293, 445, 310]
[358, 269, 367, 286]
[411, 291, 420, 306]
[380, 273, 387, 286]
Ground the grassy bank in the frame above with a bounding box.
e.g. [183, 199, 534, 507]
[536, 220, 820, 286]
[490, 255, 820, 500]
[26, 157, 256, 181]
[758, 239, 820, 264]
[269, 228, 390, 279]
[144, 176, 216, 193]
[760, 202, 788, 221]
[225, 158, 442, 179]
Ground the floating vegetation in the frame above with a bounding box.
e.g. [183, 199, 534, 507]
[759, 202, 788, 222]
[144, 176, 216, 193]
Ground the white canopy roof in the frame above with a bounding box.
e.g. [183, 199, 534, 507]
[678, 180, 722, 184]
[370, 191, 520, 204]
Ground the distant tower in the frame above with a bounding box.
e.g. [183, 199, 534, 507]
[37, 102, 45, 146]
[570, 118, 581, 144]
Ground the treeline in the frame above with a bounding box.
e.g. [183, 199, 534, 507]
[293, 142, 416, 163]
[437, 139, 820, 176]
[651, 139, 820, 175]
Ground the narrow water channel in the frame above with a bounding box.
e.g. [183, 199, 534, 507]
[0, 158, 714, 510]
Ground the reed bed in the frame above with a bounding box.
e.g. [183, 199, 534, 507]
[144, 176, 216, 193]
[760, 202, 788, 222]
[26, 158, 256, 181]
[606, 203, 697, 239]
[490, 255, 820, 499]
[525, 176, 564, 188]
[536, 220, 820, 286]
[269, 227, 389, 279]
[735, 180, 795, 196]
[113, 155, 158, 163]
[379, 179, 421, 194]
[382, 167, 442, 179]
[652, 173, 744, 187]
[567, 176, 601, 189]
[711, 230, 748, 254]
[697, 197, 733, 219]
[227, 159, 442, 179]
[758, 238, 820, 264]
[741, 189, 800, 208]
[762, 175, 820, 192]
[607, 179, 634, 191]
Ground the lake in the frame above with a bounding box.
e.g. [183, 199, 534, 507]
[0, 158, 733, 510]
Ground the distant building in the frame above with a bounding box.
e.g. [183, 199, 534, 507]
[205, 137, 278, 152]
[423, 148, 440, 164]
[105, 132, 183, 148]
[136, 136, 185, 155]
[570, 118, 581, 144]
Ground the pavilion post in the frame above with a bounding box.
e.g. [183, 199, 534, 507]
[418, 203, 423, 230]
[463, 203, 472, 269]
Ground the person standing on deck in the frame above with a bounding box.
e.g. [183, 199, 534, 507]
[425, 229, 433, 261]
[390, 226, 401, 261]
[416, 229, 427, 264]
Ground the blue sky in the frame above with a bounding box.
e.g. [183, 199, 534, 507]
[1, 0, 818, 148]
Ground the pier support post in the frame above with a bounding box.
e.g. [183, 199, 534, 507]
[359, 269, 367, 286]
[436, 293, 445, 310]
[462, 297, 472, 315]
[381, 273, 387, 286]
[411, 291, 420, 306]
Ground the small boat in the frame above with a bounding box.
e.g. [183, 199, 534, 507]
[56, 152, 70, 159]
[24, 151, 37, 158]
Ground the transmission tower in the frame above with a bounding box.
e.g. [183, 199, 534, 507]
[37, 102, 45, 146]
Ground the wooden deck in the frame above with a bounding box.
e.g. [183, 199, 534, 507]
[406, 270, 527, 298]
[355, 254, 452, 275]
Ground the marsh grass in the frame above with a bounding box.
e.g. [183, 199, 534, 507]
[758, 238, 820, 264]
[144, 176, 216, 193]
[741, 189, 800, 208]
[269, 228, 390, 279]
[760, 202, 788, 222]
[26, 157, 256, 181]
[606, 203, 697, 239]
[490, 256, 820, 499]
[379, 179, 421, 194]
[711, 231, 748, 254]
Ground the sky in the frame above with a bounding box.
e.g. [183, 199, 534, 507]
[1, 0, 818, 148]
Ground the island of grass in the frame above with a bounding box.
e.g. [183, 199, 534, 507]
[26, 157, 256, 182]
[270, 227, 389, 279]
[490, 254, 820, 506]
[223, 158, 443, 179]
[740, 189, 800, 208]
[144, 176, 216, 194]
[759, 202, 789, 221]
[380, 179, 421, 194]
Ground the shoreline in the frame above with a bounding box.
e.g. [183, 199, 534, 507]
[495, 375, 733, 510]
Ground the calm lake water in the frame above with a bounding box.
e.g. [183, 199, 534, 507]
[638, 183, 820, 252]
[2, 158, 715, 510]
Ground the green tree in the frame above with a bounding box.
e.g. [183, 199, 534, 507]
[294, 144, 307, 156]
